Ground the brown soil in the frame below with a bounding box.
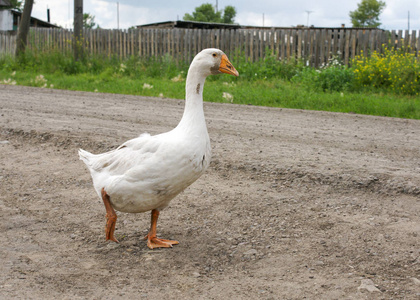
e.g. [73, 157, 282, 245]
[1, 85, 419, 299]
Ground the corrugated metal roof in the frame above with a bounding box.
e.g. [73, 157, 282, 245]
[0, 0, 12, 7]
[11, 10, 60, 28]
[137, 20, 240, 30]
[136, 20, 385, 31]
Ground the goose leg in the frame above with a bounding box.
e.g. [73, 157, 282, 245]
[101, 188, 119, 243]
[145, 209, 179, 249]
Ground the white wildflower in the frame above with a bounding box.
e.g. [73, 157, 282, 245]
[158, 93, 164, 98]
[171, 74, 184, 82]
[222, 81, 236, 87]
[119, 63, 126, 73]
[94, 89, 98, 93]
[142, 83, 153, 89]
[2, 78, 16, 85]
[50, 84, 54, 88]
[11, 71, 16, 76]
[35, 74, 47, 86]
[222, 92, 234, 103]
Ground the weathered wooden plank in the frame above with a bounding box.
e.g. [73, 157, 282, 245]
[369, 29, 375, 55]
[269, 29, 275, 54]
[357, 30, 363, 56]
[229, 28, 234, 57]
[417, 30, 420, 59]
[308, 29, 314, 66]
[220, 29, 225, 53]
[261, 30, 266, 59]
[344, 30, 350, 65]
[247, 30, 252, 62]
[323, 29, 329, 64]
[179, 28, 185, 62]
[168, 28, 173, 56]
[416, 30, 420, 59]
[360, 29, 366, 55]
[255, 30, 260, 60]
[285, 29, 291, 61]
[409, 30, 416, 54]
[337, 29, 344, 61]
[301, 29, 307, 62]
[333, 29, 338, 58]
[326, 29, 332, 61]
[297, 29, 302, 59]
[350, 30, 356, 61]
[276, 29, 283, 60]
[404, 30, 409, 50]
[188, 28, 193, 61]
[396, 30, 403, 50]
[290, 29, 296, 61]
[315, 29, 321, 67]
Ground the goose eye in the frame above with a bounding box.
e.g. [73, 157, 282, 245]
[212, 53, 217, 57]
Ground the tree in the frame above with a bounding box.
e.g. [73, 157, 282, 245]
[8, 0, 23, 11]
[222, 6, 236, 24]
[349, 0, 386, 28]
[183, 3, 237, 24]
[83, 13, 96, 29]
[74, 0, 83, 61]
[15, 0, 34, 57]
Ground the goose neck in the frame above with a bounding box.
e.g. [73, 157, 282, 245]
[177, 69, 207, 130]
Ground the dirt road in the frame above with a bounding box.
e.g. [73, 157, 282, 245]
[1, 85, 419, 299]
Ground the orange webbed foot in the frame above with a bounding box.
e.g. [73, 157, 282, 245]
[145, 234, 179, 249]
[144, 209, 179, 249]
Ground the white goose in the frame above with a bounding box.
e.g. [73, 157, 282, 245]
[79, 48, 239, 249]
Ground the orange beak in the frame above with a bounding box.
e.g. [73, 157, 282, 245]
[219, 54, 239, 77]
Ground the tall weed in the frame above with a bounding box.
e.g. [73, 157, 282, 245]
[352, 46, 420, 95]
[292, 56, 354, 92]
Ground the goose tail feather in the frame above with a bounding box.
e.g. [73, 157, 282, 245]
[78, 148, 94, 167]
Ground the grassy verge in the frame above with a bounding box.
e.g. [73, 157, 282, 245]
[1, 50, 419, 119]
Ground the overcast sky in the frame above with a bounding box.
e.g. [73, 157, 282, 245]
[30, 0, 420, 30]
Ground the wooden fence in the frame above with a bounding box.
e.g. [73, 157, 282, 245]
[1, 28, 420, 67]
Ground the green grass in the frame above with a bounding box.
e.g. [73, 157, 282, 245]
[1, 49, 419, 119]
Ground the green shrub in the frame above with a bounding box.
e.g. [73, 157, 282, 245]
[292, 57, 354, 92]
[232, 51, 303, 82]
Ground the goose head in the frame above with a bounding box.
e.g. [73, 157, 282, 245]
[190, 48, 239, 78]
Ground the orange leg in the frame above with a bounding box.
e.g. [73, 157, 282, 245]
[144, 209, 179, 249]
[101, 188, 119, 243]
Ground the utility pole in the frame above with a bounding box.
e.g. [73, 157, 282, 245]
[74, 0, 83, 61]
[68, 0, 70, 28]
[117, 2, 119, 29]
[262, 13, 265, 27]
[215, 0, 218, 12]
[408, 11, 410, 31]
[305, 10, 313, 27]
